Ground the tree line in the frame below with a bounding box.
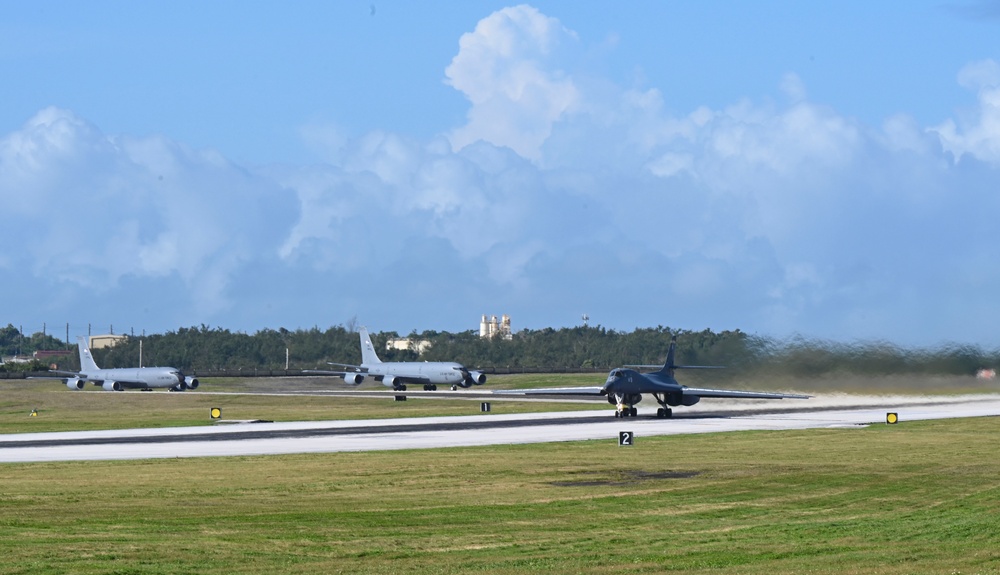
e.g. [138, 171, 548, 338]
[2, 323, 997, 378]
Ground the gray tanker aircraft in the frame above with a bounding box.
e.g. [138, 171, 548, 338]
[494, 336, 808, 417]
[41, 336, 198, 392]
[310, 327, 486, 391]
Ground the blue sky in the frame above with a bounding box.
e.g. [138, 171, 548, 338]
[2, 1, 1000, 346]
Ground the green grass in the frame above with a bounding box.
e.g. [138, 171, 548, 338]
[3, 374, 999, 573]
[2, 417, 999, 573]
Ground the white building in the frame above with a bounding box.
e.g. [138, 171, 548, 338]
[385, 337, 431, 355]
[90, 334, 127, 349]
[479, 314, 512, 339]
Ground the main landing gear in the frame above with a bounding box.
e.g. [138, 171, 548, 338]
[652, 393, 673, 418]
[611, 392, 675, 418]
[393, 384, 439, 391]
[617, 406, 673, 418]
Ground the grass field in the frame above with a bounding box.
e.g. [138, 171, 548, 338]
[2, 375, 999, 573]
[1, 416, 999, 574]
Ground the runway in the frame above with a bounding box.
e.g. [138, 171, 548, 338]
[2, 393, 998, 463]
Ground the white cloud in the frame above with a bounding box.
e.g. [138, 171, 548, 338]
[0, 107, 295, 319]
[779, 72, 807, 103]
[957, 59, 1000, 90]
[446, 5, 581, 160]
[931, 59, 1000, 165]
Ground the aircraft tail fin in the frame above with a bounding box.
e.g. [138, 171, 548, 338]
[76, 336, 101, 372]
[359, 327, 382, 365]
[657, 336, 724, 376]
[659, 337, 679, 376]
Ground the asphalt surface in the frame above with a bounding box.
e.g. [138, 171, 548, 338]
[2, 392, 998, 463]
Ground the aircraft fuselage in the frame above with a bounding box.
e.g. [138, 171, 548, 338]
[601, 368, 680, 395]
[67, 367, 189, 391]
[365, 361, 467, 386]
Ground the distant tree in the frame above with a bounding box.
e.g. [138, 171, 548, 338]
[18, 321, 996, 377]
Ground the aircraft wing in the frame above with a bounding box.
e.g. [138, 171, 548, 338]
[682, 387, 811, 400]
[326, 362, 367, 372]
[303, 363, 369, 385]
[34, 369, 81, 378]
[625, 364, 724, 370]
[492, 386, 605, 396]
[303, 362, 367, 376]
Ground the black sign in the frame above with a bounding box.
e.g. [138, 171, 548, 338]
[619, 431, 634, 446]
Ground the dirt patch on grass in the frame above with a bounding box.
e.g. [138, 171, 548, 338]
[550, 469, 699, 487]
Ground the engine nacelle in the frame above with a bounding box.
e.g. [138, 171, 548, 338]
[184, 376, 199, 390]
[102, 381, 123, 392]
[457, 379, 473, 388]
[680, 395, 700, 407]
[663, 392, 700, 407]
[343, 373, 365, 385]
[66, 378, 85, 390]
[382, 375, 398, 388]
[466, 371, 486, 385]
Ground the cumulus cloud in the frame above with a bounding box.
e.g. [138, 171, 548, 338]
[931, 59, 1000, 165]
[5, 6, 1000, 346]
[446, 4, 581, 160]
[0, 107, 295, 322]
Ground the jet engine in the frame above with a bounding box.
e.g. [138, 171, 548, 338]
[102, 381, 123, 392]
[680, 395, 700, 407]
[343, 373, 364, 384]
[65, 378, 85, 390]
[465, 371, 487, 385]
[184, 376, 200, 390]
[663, 392, 699, 407]
[383, 375, 406, 390]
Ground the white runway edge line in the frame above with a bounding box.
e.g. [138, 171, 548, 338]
[1, 394, 998, 463]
